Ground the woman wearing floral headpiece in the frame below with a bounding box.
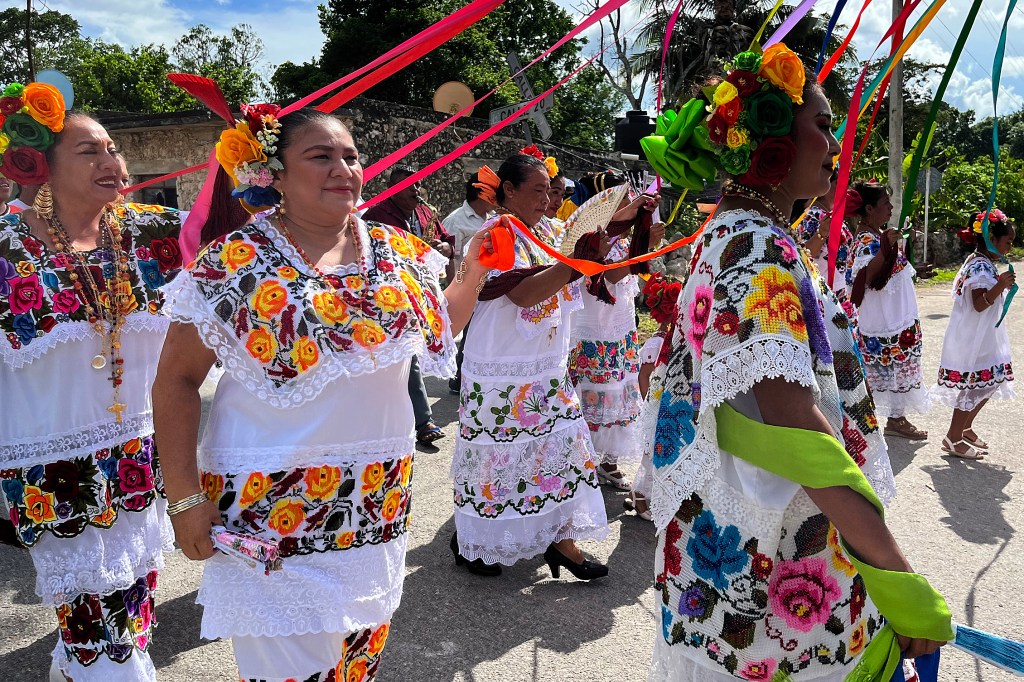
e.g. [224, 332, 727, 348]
[153, 104, 492, 682]
[932, 210, 1016, 459]
[449, 152, 612, 580]
[643, 44, 950, 680]
[0, 82, 182, 681]
[847, 180, 930, 440]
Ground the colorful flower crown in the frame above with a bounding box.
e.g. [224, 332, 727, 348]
[641, 43, 806, 190]
[215, 103, 284, 211]
[972, 209, 1008, 233]
[519, 144, 559, 179]
[0, 81, 66, 186]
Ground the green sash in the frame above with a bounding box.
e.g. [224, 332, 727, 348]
[715, 403, 954, 682]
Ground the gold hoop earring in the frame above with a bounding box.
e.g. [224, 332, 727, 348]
[33, 182, 54, 220]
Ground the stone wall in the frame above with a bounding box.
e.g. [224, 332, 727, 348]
[101, 96, 633, 219]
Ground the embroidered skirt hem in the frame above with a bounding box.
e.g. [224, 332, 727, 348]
[453, 483, 609, 565]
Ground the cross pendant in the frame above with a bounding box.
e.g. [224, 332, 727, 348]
[108, 402, 127, 423]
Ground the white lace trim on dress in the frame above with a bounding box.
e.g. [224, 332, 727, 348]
[0, 314, 168, 370]
[1, 414, 154, 467]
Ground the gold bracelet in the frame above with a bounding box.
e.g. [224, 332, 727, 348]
[167, 491, 208, 516]
[983, 291, 994, 307]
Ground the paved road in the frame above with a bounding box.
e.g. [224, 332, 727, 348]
[2, 283, 1022, 681]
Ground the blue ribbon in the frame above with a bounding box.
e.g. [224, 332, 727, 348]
[815, 0, 849, 74]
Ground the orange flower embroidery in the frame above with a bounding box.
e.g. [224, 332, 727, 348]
[304, 465, 342, 501]
[425, 308, 444, 337]
[290, 336, 320, 373]
[267, 498, 306, 536]
[312, 291, 350, 326]
[374, 285, 407, 313]
[345, 658, 370, 682]
[245, 327, 277, 364]
[23, 486, 57, 524]
[352, 320, 387, 349]
[368, 623, 390, 656]
[389, 236, 412, 258]
[399, 457, 412, 487]
[201, 471, 225, 501]
[399, 270, 423, 299]
[238, 472, 272, 508]
[276, 266, 299, 280]
[848, 620, 867, 655]
[221, 240, 256, 273]
[361, 463, 385, 493]
[113, 280, 138, 315]
[335, 531, 356, 549]
[123, 438, 142, 454]
[407, 234, 430, 258]
[827, 524, 856, 576]
[742, 266, 807, 342]
[251, 280, 288, 319]
[381, 488, 402, 522]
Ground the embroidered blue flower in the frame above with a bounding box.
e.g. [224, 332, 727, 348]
[137, 259, 165, 289]
[661, 605, 674, 642]
[97, 456, 118, 481]
[11, 313, 35, 345]
[686, 510, 749, 590]
[42, 271, 59, 290]
[26, 465, 44, 484]
[581, 340, 598, 357]
[653, 393, 695, 469]
[863, 335, 882, 354]
[2, 479, 24, 505]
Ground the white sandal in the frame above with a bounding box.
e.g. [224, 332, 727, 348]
[941, 436, 985, 460]
[597, 464, 631, 490]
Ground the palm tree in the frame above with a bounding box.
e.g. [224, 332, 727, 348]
[631, 0, 856, 112]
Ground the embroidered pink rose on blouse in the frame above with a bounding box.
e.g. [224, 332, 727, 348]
[768, 557, 842, 632]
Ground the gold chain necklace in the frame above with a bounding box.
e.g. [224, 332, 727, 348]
[45, 208, 130, 422]
[722, 182, 789, 228]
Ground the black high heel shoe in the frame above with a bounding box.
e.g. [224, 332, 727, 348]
[450, 532, 502, 577]
[544, 543, 608, 581]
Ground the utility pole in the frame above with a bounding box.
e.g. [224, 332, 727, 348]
[25, 0, 35, 81]
[888, 0, 904, 232]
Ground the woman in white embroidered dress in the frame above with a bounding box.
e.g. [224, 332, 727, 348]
[0, 101, 181, 681]
[933, 210, 1016, 459]
[152, 108, 490, 682]
[569, 193, 666, 492]
[451, 153, 611, 579]
[847, 180, 930, 439]
[648, 51, 945, 680]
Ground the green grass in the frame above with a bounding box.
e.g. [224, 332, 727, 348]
[637, 311, 659, 344]
[925, 268, 958, 284]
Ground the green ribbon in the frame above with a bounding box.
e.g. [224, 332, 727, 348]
[981, 0, 1018, 328]
[897, 0, 984, 247]
[715, 403, 954, 682]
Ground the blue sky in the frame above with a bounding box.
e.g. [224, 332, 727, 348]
[9, 0, 1024, 117]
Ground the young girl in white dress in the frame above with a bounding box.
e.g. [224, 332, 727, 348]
[933, 210, 1017, 459]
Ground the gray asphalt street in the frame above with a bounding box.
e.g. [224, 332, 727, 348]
[2, 283, 1022, 681]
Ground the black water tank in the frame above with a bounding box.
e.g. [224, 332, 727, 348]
[614, 110, 656, 156]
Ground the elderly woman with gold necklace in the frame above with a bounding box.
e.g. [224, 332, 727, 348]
[0, 82, 182, 681]
[153, 105, 490, 682]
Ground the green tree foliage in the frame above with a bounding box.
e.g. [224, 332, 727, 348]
[272, 0, 625, 149]
[0, 8, 266, 112]
[923, 151, 1024, 243]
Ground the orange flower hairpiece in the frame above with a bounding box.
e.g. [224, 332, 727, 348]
[473, 165, 501, 206]
[544, 156, 559, 179]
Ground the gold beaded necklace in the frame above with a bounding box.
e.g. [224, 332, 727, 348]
[722, 182, 789, 228]
[45, 208, 130, 422]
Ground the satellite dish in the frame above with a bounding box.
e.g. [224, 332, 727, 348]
[35, 69, 75, 110]
[433, 81, 474, 116]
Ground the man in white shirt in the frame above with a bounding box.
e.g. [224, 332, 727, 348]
[443, 172, 494, 268]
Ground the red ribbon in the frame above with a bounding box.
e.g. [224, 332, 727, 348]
[818, 0, 877, 83]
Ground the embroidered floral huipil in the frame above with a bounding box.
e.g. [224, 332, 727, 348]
[161, 216, 455, 639]
[933, 253, 1015, 410]
[0, 204, 181, 676]
[650, 210, 896, 681]
[452, 216, 608, 565]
